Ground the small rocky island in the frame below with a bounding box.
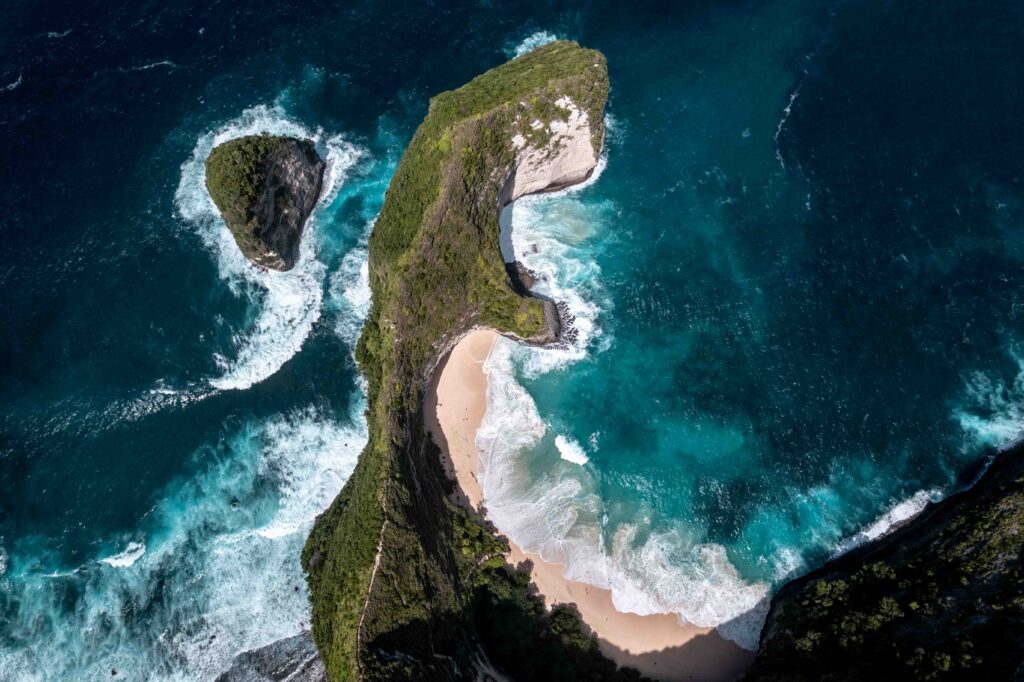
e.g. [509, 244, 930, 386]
[205, 134, 325, 270]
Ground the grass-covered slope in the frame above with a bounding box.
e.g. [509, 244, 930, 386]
[743, 445, 1024, 681]
[302, 42, 626, 681]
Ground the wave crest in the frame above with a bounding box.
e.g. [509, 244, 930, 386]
[478, 328, 770, 650]
[507, 31, 560, 59]
[0, 400, 366, 680]
[99, 542, 146, 568]
[955, 349, 1024, 450]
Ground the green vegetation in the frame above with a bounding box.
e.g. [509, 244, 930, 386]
[743, 448, 1024, 681]
[205, 133, 290, 259]
[302, 41, 623, 680]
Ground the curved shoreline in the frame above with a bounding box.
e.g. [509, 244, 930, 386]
[426, 329, 754, 681]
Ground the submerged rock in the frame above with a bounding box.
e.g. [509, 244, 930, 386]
[205, 133, 325, 271]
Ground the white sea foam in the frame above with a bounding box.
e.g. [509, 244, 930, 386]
[479, 300, 769, 650]
[99, 541, 146, 568]
[769, 546, 806, 582]
[508, 31, 560, 59]
[175, 104, 365, 391]
[955, 350, 1024, 450]
[110, 381, 218, 426]
[480, 141, 778, 648]
[833, 488, 942, 557]
[329, 242, 372, 351]
[120, 60, 177, 73]
[554, 435, 589, 465]
[498, 153, 610, 377]
[2, 71, 23, 93]
[773, 81, 803, 171]
[1, 131, 379, 674]
[0, 399, 366, 680]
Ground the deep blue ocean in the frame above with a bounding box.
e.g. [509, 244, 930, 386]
[1, 0, 1023, 677]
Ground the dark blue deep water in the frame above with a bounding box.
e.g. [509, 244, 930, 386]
[1, 0, 1022, 676]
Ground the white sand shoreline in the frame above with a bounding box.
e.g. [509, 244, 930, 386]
[426, 329, 753, 681]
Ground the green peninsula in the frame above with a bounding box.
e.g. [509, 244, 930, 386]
[301, 41, 634, 680]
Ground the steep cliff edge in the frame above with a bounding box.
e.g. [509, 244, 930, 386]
[301, 42, 631, 681]
[743, 444, 1024, 681]
[205, 134, 325, 270]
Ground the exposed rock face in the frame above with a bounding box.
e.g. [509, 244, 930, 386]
[743, 444, 1024, 681]
[509, 95, 601, 200]
[205, 134, 325, 271]
[215, 632, 326, 682]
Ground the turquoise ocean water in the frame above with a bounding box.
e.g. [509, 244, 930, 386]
[1, 0, 1023, 676]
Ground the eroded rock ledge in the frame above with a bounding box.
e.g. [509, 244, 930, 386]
[205, 134, 325, 271]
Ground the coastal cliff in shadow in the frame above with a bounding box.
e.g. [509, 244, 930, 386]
[300, 42, 643, 681]
[743, 443, 1024, 681]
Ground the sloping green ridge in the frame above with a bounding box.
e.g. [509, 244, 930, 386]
[743, 444, 1024, 681]
[302, 42, 634, 681]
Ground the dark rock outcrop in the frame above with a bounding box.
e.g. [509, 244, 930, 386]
[215, 631, 327, 682]
[205, 134, 325, 271]
[743, 444, 1024, 681]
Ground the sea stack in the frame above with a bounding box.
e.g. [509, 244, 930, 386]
[205, 133, 325, 271]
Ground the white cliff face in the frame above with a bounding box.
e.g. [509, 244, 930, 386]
[509, 96, 599, 201]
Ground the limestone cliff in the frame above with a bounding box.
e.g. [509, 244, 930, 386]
[509, 95, 601, 200]
[301, 42, 626, 681]
[205, 134, 325, 271]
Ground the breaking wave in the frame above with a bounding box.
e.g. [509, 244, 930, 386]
[2, 71, 23, 93]
[833, 488, 943, 557]
[99, 541, 146, 568]
[0, 400, 366, 680]
[478, 339, 771, 650]
[329, 243, 372, 352]
[498, 153, 610, 376]
[479, 156, 771, 650]
[554, 435, 589, 465]
[0, 103, 386, 681]
[954, 348, 1024, 450]
[119, 60, 177, 73]
[507, 31, 560, 59]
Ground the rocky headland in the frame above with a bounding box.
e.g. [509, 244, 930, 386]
[205, 133, 325, 270]
[300, 41, 632, 681]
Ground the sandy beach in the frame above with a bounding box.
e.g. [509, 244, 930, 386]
[426, 329, 754, 681]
